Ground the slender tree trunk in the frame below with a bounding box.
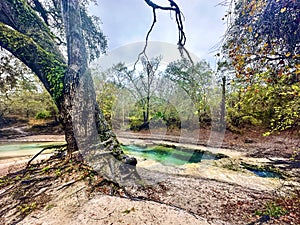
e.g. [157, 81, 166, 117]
[220, 76, 226, 129]
[197, 108, 202, 125]
[146, 96, 150, 124]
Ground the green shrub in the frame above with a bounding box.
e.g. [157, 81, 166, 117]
[255, 202, 287, 218]
[35, 110, 52, 119]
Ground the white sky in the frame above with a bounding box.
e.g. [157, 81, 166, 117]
[91, 0, 227, 68]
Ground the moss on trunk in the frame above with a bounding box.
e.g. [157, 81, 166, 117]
[0, 22, 66, 102]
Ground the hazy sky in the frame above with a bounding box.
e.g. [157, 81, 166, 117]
[91, 0, 227, 67]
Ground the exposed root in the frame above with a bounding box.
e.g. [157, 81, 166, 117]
[26, 144, 67, 168]
[0, 147, 139, 224]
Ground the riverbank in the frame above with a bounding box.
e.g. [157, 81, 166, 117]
[1, 132, 286, 188]
[0, 132, 298, 190]
[0, 136, 65, 176]
[1, 151, 296, 225]
[1, 117, 299, 159]
[0, 127, 299, 224]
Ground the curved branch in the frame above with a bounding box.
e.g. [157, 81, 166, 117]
[143, 0, 186, 47]
[0, 0, 64, 61]
[133, 7, 156, 70]
[137, 0, 192, 69]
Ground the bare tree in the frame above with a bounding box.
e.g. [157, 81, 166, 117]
[112, 56, 162, 130]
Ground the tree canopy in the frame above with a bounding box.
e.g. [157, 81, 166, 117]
[165, 58, 213, 123]
[223, 0, 300, 83]
[222, 0, 300, 132]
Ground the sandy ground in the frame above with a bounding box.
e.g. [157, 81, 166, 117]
[19, 181, 211, 225]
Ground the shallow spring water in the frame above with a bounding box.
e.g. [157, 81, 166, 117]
[0, 142, 282, 179]
[122, 145, 221, 166]
[0, 142, 59, 152]
[122, 145, 283, 179]
[246, 168, 282, 178]
[0, 142, 65, 159]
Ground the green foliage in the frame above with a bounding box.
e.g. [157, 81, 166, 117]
[45, 64, 66, 101]
[126, 96, 181, 130]
[93, 57, 215, 130]
[223, 0, 300, 78]
[122, 207, 135, 214]
[31, 0, 108, 62]
[35, 110, 52, 119]
[0, 22, 66, 103]
[222, 0, 300, 132]
[290, 148, 300, 161]
[42, 166, 50, 173]
[0, 49, 59, 119]
[165, 58, 214, 123]
[55, 169, 62, 177]
[94, 81, 118, 125]
[80, 7, 107, 61]
[128, 115, 144, 130]
[269, 87, 300, 132]
[45, 204, 55, 211]
[0, 54, 27, 93]
[1, 0, 107, 105]
[225, 68, 300, 131]
[255, 202, 287, 218]
[17, 202, 37, 215]
[0, 70, 58, 120]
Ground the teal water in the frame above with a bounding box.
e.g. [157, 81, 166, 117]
[247, 168, 282, 178]
[0, 142, 62, 152]
[0, 142, 65, 153]
[122, 145, 217, 166]
[122, 145, 283, 178]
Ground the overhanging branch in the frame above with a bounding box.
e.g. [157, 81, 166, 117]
[134, 0, 192, 70]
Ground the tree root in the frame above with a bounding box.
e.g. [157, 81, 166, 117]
[56, 178, 83, 191]
[26, 144, 67, 169]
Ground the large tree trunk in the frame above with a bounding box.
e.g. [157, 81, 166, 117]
[0, 0, 138, 184]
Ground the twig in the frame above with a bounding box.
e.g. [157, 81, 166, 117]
[56, 179, 80, 191]
[0, 185, 15, 198]
[26, 144, 67, 168]
[32, 185, 52, 197]
[21, 176, 55, 185]
[123, 194, 200, 219]
[178, 45, 194, 66]
[133, 8, 156, 70]
[70, 186, 86, 196]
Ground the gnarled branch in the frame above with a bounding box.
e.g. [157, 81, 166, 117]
[135, 0, 191, 69]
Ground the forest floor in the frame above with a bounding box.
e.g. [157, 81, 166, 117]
[0, 118, 299, 224]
